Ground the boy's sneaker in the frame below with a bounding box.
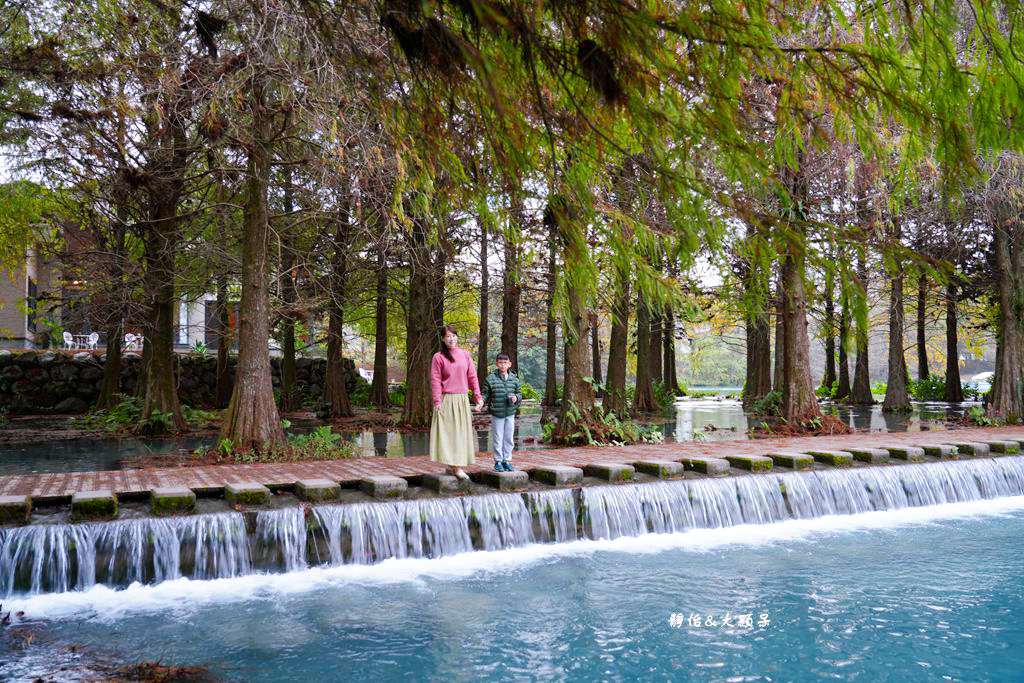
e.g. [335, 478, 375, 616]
[502, 461, 514, 472]
[494, 462, 504, 472]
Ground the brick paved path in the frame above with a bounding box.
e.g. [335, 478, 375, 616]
[2, 425, 1023, 499]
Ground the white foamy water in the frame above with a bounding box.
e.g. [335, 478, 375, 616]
[8, 495, 1024, 622]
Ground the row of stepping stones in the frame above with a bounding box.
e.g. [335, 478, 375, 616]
[1, 439, 1021, 525]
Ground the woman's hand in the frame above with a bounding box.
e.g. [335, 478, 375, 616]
[474, 400, 484, 412]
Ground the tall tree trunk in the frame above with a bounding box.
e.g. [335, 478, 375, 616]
[822, 266, 837, 390]
[772, 297, 784, 393]
[991, 215, 1024, 419]
[605, 262, 630, 418]
[543, 221, 559, 407]
[477, 215, 489, 381]
[95, 218, 127, 411]
[663, 304, 679, 395]
[140, 218, 185, 430]
[741, 224, 772, 407]
[214, 275, 232, 408]
[649, 278, 663, 387]
[500, 218, 521, 372]
[882, 245, 911, 412]
[917, 273, 929, 380]
[550, 197, 597, 441]
[590, 311, 602, 395]
[744, 313, 772, 407]
[219, 82, 284, 450]
[401, 216, 435, 428]
[944, 280, 964, 402]
[278, 170, 298, 412]
[779, 234, 821, 422]
[851, 252, 874, 404]
[369, 245, 390, 409]
[325, 208, 353, 419]
[836, 291, 851, 401]
[633, 290, 656, 412]
[139, 138, 187, 430]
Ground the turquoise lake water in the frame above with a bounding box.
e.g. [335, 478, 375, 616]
[4, 497, 1024, 681]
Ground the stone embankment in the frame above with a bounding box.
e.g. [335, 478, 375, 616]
[2, 426, 1023, 525]
[0, 349, 363, 413]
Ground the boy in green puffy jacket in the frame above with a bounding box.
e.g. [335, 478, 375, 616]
[481, 352, 522, 471]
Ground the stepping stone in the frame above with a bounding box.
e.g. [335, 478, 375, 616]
[476, 470, 530, 491]
[884, 446, 926, 462]
[531, 466, 584, 487]
[422, 473, 463, 494]
[806, 450, 854, 467]
[632, 460, 685, 479]
[0, 495, 31, 525]
[950, 442, 990, 457]
[224, 482, 271, 505]
[150, 487, 196, 515]
[847, 448, 890, 464]
[583, 463, 635, 482]
[766, 452, 814, 470]
[679, 457, 730, 476]
[724, 455, 773, 472]
[71, 490, 118, 521]
[921, 444, 959, 459]
[360, 475, 408, 499]
[295, 479, 341, 502]
[986, 440, 1020, 454]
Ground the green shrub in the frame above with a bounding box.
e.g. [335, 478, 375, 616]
[907, 374, 946, 401]
[967, 405, 996, 427]
[521, 382, 541, 400]
[287, 425, 355, 459]
[350, 381, 371, 407]
[389, 382, 406, 406]
[871, 380, 887, 396]
[71, 395, 143, 433]
[750, 390, 782, 417]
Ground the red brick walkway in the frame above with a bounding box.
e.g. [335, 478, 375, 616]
[2, 426, 1023, 498]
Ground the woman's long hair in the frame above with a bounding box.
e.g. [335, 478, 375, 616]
[439, 324, 457, 363]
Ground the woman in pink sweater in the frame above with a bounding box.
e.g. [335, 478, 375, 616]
[429, 324, 484, 480]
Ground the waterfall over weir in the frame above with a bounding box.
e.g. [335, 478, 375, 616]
[4, 457, 1024, 597]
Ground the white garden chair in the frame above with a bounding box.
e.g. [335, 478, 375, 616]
[124, 333, 139, 350]
[62, 331, 75, 350]
[87, 331, 99, 349]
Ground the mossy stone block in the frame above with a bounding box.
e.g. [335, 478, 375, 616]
[767, 452, 814, 470]
[986, 440, 1020, 454]
[632, 460, 685, 479]
[950, 442, 990, 457]
[477, 470, 530, 491]
[531, 466, 584, 487]
[885, 446, 926, 462]
[921, 444, 959, 459]
[847, 448, 890, 464]
[806, 450, 854, 467]
[0, 495, 31, 525]
[360, 476, 408, 498]
[150, 487, 196, 515]
[680, 457, 731, 476]
[725, 455, 773, 472]
[71, 490, 118, 521]
[583, 463, 635, 482]
[423, 473, 462, 494]
[224, 482, 271, 506]
[295, 479, 341, 502]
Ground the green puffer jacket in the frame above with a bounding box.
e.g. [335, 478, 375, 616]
[482, 370, 523, 418]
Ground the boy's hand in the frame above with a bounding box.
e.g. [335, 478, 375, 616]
[507, 393, 518, 404]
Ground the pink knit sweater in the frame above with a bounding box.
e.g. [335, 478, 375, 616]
[430, 348, 482, 407]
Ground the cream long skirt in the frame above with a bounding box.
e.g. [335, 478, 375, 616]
[429, 393, 477, 466]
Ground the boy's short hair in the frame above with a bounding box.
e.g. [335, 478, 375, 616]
[496, 352, 510, 361]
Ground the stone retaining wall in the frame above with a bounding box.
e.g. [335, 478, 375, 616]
[0, 350, 361, 413]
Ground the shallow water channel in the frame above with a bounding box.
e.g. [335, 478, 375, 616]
[0, 399, 975, 477]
